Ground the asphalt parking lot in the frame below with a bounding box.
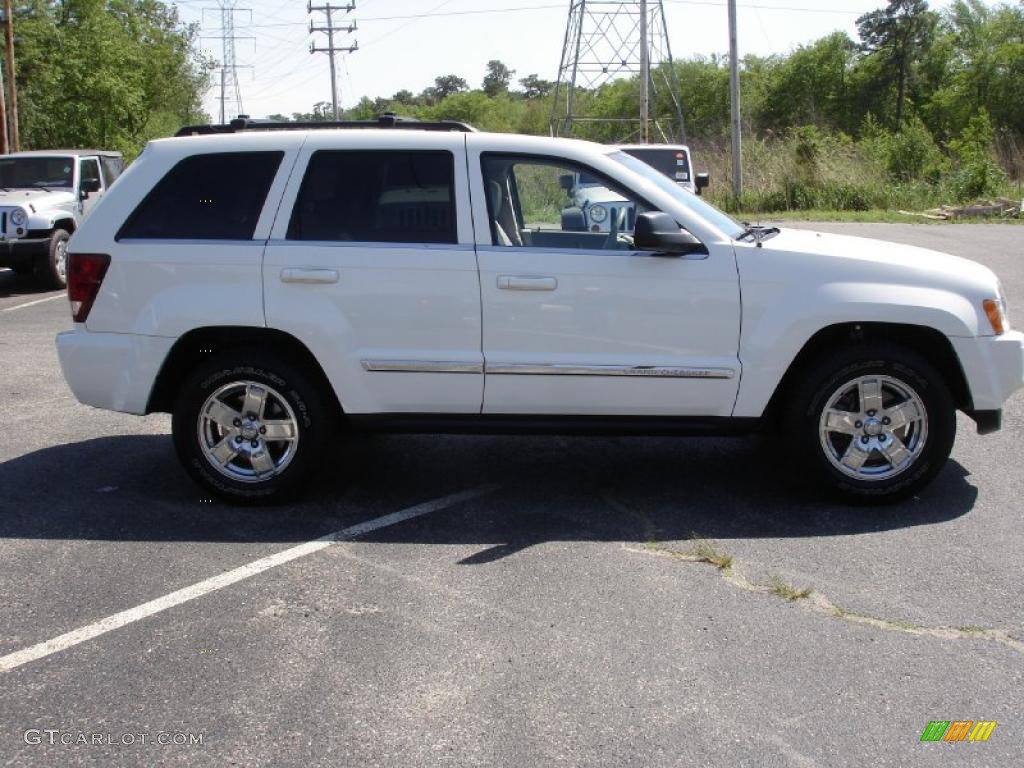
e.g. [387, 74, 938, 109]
[0, 222, 1021, 767]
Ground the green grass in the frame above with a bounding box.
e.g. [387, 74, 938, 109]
[735, 209, 1024, 224]
[769, 576, 814, 602]
[690, 539, 734, 571]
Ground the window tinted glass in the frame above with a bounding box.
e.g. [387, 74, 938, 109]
[118, 152, 283, 240]
[621, 148, 690, 181]
[80, 158, 100, 186]
[287, 150, 456, 244]
[100, 156, 124, 184]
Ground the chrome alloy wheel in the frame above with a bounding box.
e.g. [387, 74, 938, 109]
[197, 380, 300, 483]
[818, 375, 929, 481]
[55, 238, 68, 282]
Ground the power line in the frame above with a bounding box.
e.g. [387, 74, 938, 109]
[235, 0, 864, 28]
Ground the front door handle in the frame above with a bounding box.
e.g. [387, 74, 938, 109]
[280, 268, 339, 284]
[497, 275, 557, 291]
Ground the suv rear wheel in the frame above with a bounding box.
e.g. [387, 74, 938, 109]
[786, 343, 956, 502]
[172, 349, 337, 503]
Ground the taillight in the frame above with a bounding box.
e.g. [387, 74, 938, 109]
[67, 253, 110, 323]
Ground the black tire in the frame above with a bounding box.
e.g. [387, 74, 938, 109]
[43, 228, 70, 289]
[785, 343, 956, 503]
[172, 348, 337, 504]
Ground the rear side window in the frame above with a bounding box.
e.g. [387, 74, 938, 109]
[287, 150, 456, 244]
[118, 151, 283, 240]
[100, 155, 124, 184]
[622, 148, 690, 182]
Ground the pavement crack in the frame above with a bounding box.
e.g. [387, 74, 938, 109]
[623, 539, 1024, 657]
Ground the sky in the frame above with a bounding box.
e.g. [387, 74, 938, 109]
[173, 0, 968, 121]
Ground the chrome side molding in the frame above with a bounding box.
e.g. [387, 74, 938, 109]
[485, 363, 735, 379]
[360, 359, 734, 379]
[361, 360, 483, 374]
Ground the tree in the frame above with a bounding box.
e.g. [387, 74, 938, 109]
[856, 0, 938, 130]
[518, 73, 554, 100]
[432, 74, 469, 100]
[482, 60, 514, 97]
[757, 33, 858, 134]
[391, 89, 416, 105]
[16, 0, 210, 158]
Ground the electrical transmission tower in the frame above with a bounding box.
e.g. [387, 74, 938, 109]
[203, 1, 254, 123]
[308, 1, 358, 120]
[551, 0, 686, 144]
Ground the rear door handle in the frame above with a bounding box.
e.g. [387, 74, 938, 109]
[280, 268, 339, 284]
[497, 275, 558, 291]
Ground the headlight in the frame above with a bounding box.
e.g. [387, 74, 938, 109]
[983, 297, 1008, 335]
[9, 208, 25, 226]
[589, 204, 607, 224]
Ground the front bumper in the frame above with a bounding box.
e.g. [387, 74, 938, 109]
[951, 330, 1024, 432]
[56, 329, 175, 415]
[0, 237, 50, 266]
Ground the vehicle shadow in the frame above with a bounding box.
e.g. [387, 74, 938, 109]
[0, 432, 979, 555]
[0, 267, 54, 299]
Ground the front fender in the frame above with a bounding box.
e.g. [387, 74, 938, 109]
[732, 280, 979, 418]
[29, 210, 78, 232]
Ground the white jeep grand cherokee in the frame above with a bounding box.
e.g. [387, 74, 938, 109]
[56, 117, 1023, 504]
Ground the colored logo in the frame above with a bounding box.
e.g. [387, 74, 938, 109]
[920, 721, 997, 742]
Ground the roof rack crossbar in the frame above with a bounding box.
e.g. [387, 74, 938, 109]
[175, 113, 478, 137]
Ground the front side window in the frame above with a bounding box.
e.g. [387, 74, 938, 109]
[287, 150, 456, 244]
[481, 154, 650, 251]
[79, 158, 101, 188]
[118, 152, 283, 240]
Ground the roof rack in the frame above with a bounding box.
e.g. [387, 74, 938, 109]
[174, 113, 478, 137]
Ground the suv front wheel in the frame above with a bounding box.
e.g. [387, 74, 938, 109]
[44, 228, 71, 288]
[172, 349, 336, 503]
[786, 344, 956, 502]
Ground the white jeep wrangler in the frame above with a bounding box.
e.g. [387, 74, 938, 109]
[56, 117, 1023, 504]
[0, 149, 124, 287]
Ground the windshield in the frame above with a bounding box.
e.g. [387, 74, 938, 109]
[0, 157, 75, 189]
[608, 150, 745, 239]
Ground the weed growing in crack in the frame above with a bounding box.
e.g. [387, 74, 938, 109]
[769, 576, 813, 601]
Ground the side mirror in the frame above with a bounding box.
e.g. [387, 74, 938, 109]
[80, 177, 101, 195]
[634, 212, 707, 256]
[558, 173, 574, 192]
[694, 173, 710, 195]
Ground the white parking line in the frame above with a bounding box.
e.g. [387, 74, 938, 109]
[2, 293, 65, 312]
[0, 485, 497, 674]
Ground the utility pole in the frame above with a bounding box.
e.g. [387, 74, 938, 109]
[728, 0, 742, 197]
[309, 1, 358, 120]
[638, 0, 649, 143]
[0, 56, 8, 154]
[202, 1, 253, 123]
[2, 0, 17, 151]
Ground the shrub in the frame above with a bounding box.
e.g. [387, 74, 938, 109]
[947, 110, 1008, 201]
